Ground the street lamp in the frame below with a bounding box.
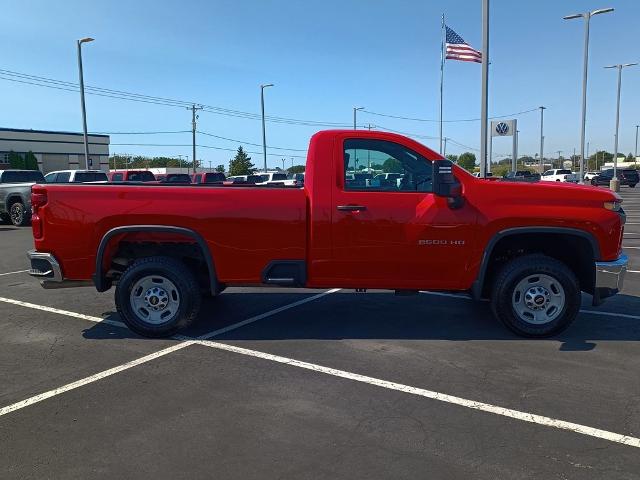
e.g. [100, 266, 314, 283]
[260, 84, 274, 173]
[77, 37, 94, 170]
[563, 7, 614, 183]
[604, 63, 637, 192]
[353, 107, 364, 130]
[539, 106, 546, 174]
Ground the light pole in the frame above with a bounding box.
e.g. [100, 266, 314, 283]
[77, 37, 94, 170]
[353, 107, 364, 130]
[557, 150, 563, 169]
[260, 84, 274, 173]
[479, 0, 490, 178]
[563, 7, 614, 183]
[538, 106, 545, 174]
[605, 63, 637, 191]
[635, 125, 639, 159]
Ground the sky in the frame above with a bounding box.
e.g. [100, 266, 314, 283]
[1, 0, 639, 168]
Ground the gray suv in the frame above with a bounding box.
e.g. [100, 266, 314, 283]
[0, 170, 46, 226]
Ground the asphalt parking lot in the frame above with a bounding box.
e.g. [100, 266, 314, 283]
[1, 187, 640, 479]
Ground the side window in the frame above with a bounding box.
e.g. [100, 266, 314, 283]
[343, 139, 433, 192]
[57, 172, 71, 182]
[45, 173, 58, 183]
[112, 173, 124, 181]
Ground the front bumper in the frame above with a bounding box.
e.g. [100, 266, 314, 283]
[593, 253, 628, 305]
[27, 250, 91, 289]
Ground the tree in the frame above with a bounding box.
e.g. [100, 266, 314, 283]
[446, 154, 458, 163]
[288, 165, 305, 174]
[457, 152, 476, 172]
[228, 146, 255, 176]
[8, 151, 25, 169]
[382, 157, 403, 173]
[627, 153, 634, 162]
[24, 151, 38, 170]
[215, 164, 226, 173]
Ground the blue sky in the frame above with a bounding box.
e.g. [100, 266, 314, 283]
[1, 0, 639, 168]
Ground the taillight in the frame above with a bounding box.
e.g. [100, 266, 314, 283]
[31, 188, 47, 239]
[31, 191, 48, 214]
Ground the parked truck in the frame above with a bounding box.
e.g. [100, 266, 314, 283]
[27, 130, 627, 338]
[0, 169, 45, 226]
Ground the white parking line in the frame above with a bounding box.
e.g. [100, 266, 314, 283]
[0, 289, 339, 417]
[0, 296, 126, 329]
[197, 288, 341, 340]
[0, 269, 29, 277]
[194, 339, 640, 449]
[0, 341, 194, 417]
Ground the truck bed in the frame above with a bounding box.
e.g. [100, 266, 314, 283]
[34, 183, 308, 283]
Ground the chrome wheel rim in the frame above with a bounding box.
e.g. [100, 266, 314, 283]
[512, 274, 565, 325]
[10, 204, 23, 225]
[129, 275, 180, 325]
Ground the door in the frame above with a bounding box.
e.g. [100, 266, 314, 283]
[330, 138, 477, 290]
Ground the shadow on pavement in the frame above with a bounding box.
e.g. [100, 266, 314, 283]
[82, 291, 640, 351]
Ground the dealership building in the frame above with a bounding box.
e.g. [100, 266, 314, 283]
[0, 128, 110, 173]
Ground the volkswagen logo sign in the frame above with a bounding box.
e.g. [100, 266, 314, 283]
[495, 122, 509, 135]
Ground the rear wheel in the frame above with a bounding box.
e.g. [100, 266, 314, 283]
[9, 201, 29, 226]
[115, 256, 201, 337]
[490, 254, 580, 337]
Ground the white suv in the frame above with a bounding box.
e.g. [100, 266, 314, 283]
[540, 169, 579, 183]
[44, 170, 108, 183]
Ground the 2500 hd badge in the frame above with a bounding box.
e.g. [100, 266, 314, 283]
[418, 239, 466, 246]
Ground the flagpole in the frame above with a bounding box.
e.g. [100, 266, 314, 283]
[479, 0, 490, 178]
[439, 13, 445, 155]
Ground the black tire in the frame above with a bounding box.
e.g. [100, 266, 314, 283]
[629, 184, 636, 188]
[0, 213, 9, 225]
[591, 179, 598, 186]
[490, 254, 580, 338]
[9, 201, 30, 227]
[115, 256, 201, 338]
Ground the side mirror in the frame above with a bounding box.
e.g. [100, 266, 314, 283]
[433, 160, 464, 209]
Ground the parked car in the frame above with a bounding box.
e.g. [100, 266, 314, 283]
[590, 168, 639, 188]
[44, 170, 108, 183]
[28, 130, 627, 340]
[583, 171, 599, 182]
[108, 170, 156, 182]
[227, 175, 264, 184]
[540, 169, 579, 183]
[158, 173, 192, 184]
[502, 170, 540, 182]
[288, 172, 305, 186]
[192, 172, 226, 184]
[473, 172, 494, 178]
[0, 169, 45, 226]
[255, 172, 289, 185]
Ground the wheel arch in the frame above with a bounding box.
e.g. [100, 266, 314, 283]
[471, 227, 599, 300]
[94, 225, 219, 295]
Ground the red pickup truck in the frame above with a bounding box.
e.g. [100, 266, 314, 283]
[28, 130, 627, 338]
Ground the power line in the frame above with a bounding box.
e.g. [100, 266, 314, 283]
[109, 142, 307, 158]
[361, 107, 540, 123]
[197, 130, 307, 151]
[95, 130, 190, 135]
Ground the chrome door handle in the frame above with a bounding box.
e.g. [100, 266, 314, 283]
[337, 205, 367, 212]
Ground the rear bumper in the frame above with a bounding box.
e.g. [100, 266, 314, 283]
[27, 250, 91, 289]
[592, 253, 628, 305]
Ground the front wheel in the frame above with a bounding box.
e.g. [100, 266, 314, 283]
[490, 254, 580, 337]
[115, 256, 201, 337]
[9, 202, 30, 226]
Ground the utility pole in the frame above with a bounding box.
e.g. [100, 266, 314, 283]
[443, 137, 448, 157]
[261, 84, 274, 173]
[586, 141, 590, 171]
[635, 125, 639, 159]
[539, 106, 546, 174]
[291, 157, 294, 170]
[209, 161, 212, 172]
[573, 147, 576, 170]
[353, 107, 364, 130]
[281, 158, 285, 170]
[188, 104, 202, 174]
[557, 150, 563, 169]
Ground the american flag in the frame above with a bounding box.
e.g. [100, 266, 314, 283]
[445, 25, 482, 63]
